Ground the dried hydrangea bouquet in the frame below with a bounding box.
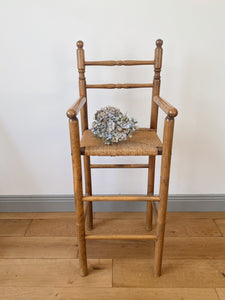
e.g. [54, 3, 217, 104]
[91, 106, 137, 145]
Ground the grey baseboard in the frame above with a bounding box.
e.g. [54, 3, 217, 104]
[0, 194, 225, 212]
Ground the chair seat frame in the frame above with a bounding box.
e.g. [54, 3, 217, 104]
[66, 40, 178, 277]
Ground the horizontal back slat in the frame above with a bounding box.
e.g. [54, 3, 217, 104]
[86, 83, 153, 89]
[85, 60, 154, 66]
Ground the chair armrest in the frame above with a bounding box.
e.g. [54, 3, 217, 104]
[153, 95, 178, 118]
[66, 97, 86, 119]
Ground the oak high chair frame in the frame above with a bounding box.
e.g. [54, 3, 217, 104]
[66, 39, 178, 277]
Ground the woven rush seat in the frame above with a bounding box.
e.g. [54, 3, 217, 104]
[80, 128, 162, 156]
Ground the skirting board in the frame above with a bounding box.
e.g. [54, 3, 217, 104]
[0, 194, 224, 212]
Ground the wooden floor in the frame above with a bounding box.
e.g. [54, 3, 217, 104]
[0, 212, 225, 299]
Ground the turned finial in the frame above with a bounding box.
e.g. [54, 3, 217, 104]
[156, 39, 163, 48]
[66, 109, 76, 120]
[76, 40, 84, 49]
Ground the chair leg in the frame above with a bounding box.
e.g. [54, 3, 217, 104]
[87, 202, 93, 230]
[154, 117, 174, 277]
[146, 202, 152, 231]
[146, 156, 155, 231]
[83, 155, 93, 230]
[69, 118, 88, 277]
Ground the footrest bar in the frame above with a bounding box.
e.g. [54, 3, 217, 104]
[91, 164, 149, 169]
[83, 195, 160, 202]
[85, 234, 157, 240]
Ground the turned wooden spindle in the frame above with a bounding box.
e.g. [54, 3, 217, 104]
[85, 60, 155, 66]
[76, 41, 93, 230]
[146, 39, 163, 231]
[151, 39, 163, 130]
[76, 40, 88, 133]
[86, 83, 153, 89]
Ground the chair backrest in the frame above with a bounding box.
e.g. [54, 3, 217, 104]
[76, 39, 163, 133]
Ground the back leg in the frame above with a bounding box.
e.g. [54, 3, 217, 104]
[146, 155, 155, 231]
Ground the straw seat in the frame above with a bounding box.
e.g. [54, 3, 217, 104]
[80, 128, 162, 156]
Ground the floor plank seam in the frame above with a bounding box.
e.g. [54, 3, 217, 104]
[215, 288, 221, 300]
[212, 219, 224, 237]
[24, 219, 33, 237]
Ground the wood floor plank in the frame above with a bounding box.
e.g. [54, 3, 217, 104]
[1, 215, 221, 238]
[214, 219, 225, 236]
[89, 218, 149, 235]
[86, 237, 225, 259]
[217, 288, 225, 300]
[25, 219, 76, 237]
[94, 212, 145, 219]
[0, 259, 112, 287]
[0, 237, 77, 258]
[166, 212, 225, 220]
[164, 217, 221, 237]
[113, 259, 225, 288]
[1, 211, 225, 220]
[1, 235, 224, 260]
[87, 240, 154, 259]
[164, 237, 225, 260]
[88, 217, 221, 237]
[0, 212, 75, 219]
[0, 287, 219, 300]
[94, 212, 225, 219]
[0, 219, 31, 236]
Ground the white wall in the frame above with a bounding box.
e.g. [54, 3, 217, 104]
[1, 0, 225, 197]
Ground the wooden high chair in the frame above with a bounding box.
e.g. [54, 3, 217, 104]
[66, 39, 178, 277]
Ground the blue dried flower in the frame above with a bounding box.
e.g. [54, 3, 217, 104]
[91, 106, 137, 144]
